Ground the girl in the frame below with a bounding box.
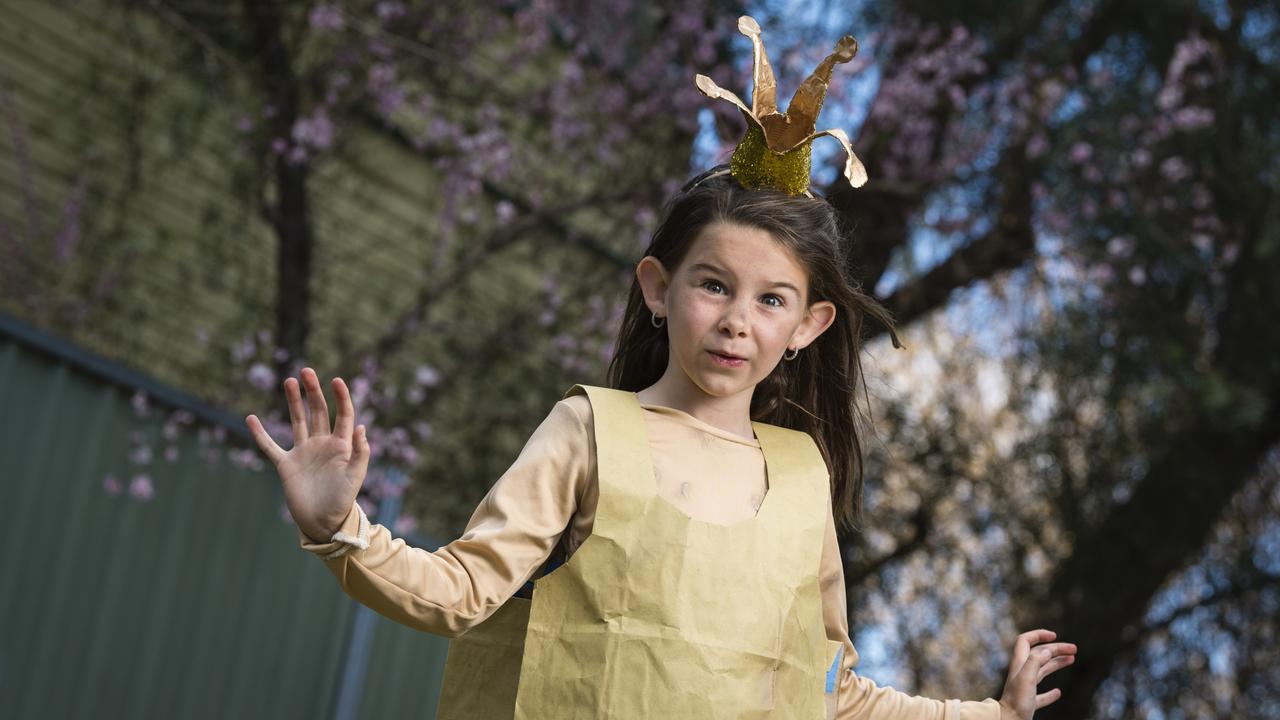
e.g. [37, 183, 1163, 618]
[245, 167, 1075, 720]
[246, 15, 1076, 717]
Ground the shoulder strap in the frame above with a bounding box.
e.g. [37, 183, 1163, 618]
[562, 384, 654, 534]
[750, 421, 831, 520]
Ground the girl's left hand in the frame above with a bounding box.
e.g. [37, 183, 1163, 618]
[997, 629, 1077, 719]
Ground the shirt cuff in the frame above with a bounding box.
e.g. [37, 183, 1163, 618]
[956, 697, 1003, 720]
[297, 500, 371, 560]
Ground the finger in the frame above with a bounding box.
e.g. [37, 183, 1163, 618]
[246, 414, 287, 466]
[1037, 654, 1076, 683]
[1029, 642, 1078, 663]
[1013, 629, 1057, 665]
[284, 377, 308, 445]
[348, 424, 371, 487]
[303, 367, 332, 436]
[1021, 645, 1073, 683]
[1035, 687, 1063, 709]
[332, 377, 354, 441]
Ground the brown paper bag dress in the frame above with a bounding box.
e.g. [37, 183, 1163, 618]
[435, 384, 841, 719]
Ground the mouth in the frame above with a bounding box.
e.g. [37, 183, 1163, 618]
[708, 350, 747, 366]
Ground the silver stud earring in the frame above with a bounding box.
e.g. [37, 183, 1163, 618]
[651, 312, 666, 328]
[783, 346, 799, 361]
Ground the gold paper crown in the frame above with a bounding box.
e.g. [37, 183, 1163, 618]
[694, 16, 868, 198]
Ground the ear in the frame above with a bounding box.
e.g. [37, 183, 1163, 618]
[636, 256, 672, 318]
[790, 300, 837, 351]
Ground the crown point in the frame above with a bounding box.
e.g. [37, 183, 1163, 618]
[834, 35, 858, 62]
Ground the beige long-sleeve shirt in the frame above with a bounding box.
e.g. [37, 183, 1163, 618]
[300, 394, 1002, 720]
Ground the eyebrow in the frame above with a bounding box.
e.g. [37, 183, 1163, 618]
[687, 262, 801, 295]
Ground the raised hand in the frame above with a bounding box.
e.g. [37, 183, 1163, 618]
[997, 629, 1077, 719]
[245, 367, 371, 543]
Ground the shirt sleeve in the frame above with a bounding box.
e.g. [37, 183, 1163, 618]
[820, 505, 1003, 720]
[297, 396, 591, 638]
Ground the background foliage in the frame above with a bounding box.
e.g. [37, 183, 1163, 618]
[2, 1, 1277, 717]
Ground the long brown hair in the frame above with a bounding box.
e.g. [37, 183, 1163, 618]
[607, 164, 903, 533]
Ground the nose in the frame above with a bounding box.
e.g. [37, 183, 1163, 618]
[718, 303, 749, 337]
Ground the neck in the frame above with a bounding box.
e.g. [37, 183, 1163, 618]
[635, 365, 756, 439]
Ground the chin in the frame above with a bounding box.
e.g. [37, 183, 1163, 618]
[693, 375, 747, 398]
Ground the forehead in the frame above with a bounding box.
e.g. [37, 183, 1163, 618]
[684, 222, 807, 284]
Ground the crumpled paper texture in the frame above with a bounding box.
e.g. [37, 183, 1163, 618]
[436, 385, 835, 719]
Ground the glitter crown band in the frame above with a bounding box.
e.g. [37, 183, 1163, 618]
[694, 15, 869, 197]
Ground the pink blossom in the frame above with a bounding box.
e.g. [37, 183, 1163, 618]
[291, 109, 335, 150]
[495, 200, 515, 223]
[1026, 134, 1049, 159]
[103, 473, 122, 496]
[248, 362, 275, 391]
[413, 421, 433, 440]
[1160, 157, 1191, 182]
[231, 335, 255, 362]
[1155, 85, 1182, 111]
[1068, 142, 1093, 164]
[227, 447, 263, 471]
[415, 365, 440, 386]
[1222, 243, 1240, 264]
[1107, 236, 1135, 258]
[131, 390, 150, 418]
[394, 514, 419, 535]
[129, 474, 154, 501]
[308, 4, 345, 32]
[373, 1, 404, 21]
[400, 445, 419, 467]
[1172, 106, 1214, 131]
[1128, 266, 1147, 285]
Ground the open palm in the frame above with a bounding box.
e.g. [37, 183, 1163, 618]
[245, 367, 371, 543]
[998, 629, 1077, 719]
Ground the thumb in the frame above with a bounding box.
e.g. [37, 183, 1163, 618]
[349, 424, 371, 484]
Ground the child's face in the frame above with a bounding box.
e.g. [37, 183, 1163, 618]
[637, 221, 836, 401]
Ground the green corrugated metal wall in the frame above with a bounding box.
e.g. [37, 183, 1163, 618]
[0, 316, 451, 717]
